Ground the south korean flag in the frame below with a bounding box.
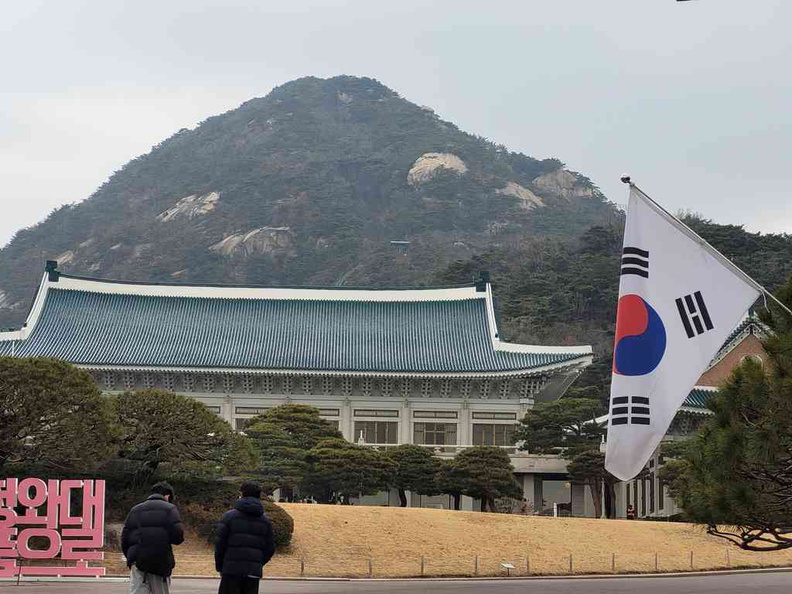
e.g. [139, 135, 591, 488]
[605, 184, 761, 481]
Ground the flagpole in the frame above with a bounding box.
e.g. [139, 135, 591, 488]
[620, 175, 792, 318]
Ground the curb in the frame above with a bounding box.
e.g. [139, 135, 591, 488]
[171, 565, 792, 581]
[11, 566, 791, 584]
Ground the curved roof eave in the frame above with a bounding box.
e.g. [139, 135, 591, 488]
[77, 355, 594, 379]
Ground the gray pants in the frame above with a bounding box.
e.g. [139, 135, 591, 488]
[130, 565, 170, 594]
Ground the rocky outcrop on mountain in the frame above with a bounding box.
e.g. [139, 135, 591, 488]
[533, 169, 594, 200]
[407, 153, 468, 185]
[496, 182, 545, 210]
[210, 227, 295, 257]
[157, 192, 220, 222]
[54, 250, 76, 266]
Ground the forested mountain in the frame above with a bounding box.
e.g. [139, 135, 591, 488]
[2, 75, 791, 399]
[0, 75, 618, 328]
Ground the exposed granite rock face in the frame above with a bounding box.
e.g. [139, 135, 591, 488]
[496, 182, 545, 210]
[210, 227, 295, 257]
[533, 170, 594, 200]
[157, 192, 220, 222]
[55, 250, 75, 266]
[407, 153, 468, 185]
[0, 290, 23, 314]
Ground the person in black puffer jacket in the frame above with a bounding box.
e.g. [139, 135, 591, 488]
[121, 482, 184, 594]
[215, 481, 276, 594]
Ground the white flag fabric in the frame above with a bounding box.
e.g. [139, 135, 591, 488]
[604, 186, 761, 481]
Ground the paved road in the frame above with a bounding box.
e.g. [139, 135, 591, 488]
[2, 571, 792, 593]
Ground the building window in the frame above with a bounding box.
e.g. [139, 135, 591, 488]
[414, 423, 457, 446]
[472, 412, 517, 420]
[740, 354, 763, 367]
[414, 411, 458, 419]
[205, 405, 221, 414]
[354, 421, 398, 444]
[235, 418, 250, 431]
[235, 406, 270, 415]
[354, 409, 399, 418]
[472, 424, 514, 446]
[318, 408, 340, 416]
[626, 481, 631, 508]
[325, 420, 340, 431]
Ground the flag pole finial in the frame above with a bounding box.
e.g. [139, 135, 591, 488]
[620, 174, 632, 184]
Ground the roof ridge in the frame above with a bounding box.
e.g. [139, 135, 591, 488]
[57, 272, 476, 292]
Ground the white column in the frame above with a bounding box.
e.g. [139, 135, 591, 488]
[459, 405, 471, 445]
[401, 399, 411, 444]
[342, 399, 353, 441]
[223, 395, 234, 425]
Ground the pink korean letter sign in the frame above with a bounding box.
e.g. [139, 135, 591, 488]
[0, 478, 106, 577]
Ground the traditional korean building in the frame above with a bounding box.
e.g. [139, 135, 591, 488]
[0, 262, 593, 510]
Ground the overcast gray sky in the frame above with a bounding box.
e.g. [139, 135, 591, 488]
[2, 0, 790, 247]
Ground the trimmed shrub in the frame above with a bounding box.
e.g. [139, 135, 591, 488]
[264, 501, 295, 549]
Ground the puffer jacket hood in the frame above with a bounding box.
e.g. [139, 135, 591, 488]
[234, 496, 264, 516]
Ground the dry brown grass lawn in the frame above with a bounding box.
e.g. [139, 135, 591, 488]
[105, 504, 792, 578]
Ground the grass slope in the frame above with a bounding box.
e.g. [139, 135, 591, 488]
[107, 505, 792, 578]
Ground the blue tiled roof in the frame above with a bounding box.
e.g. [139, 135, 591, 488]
[0, 287, 588, 374]
[683, 388, 715, 409]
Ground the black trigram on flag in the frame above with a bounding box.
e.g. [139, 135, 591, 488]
[611, 396, 651, 426]
[621, 247, 649, 278]
[675, 291, 714, 338]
